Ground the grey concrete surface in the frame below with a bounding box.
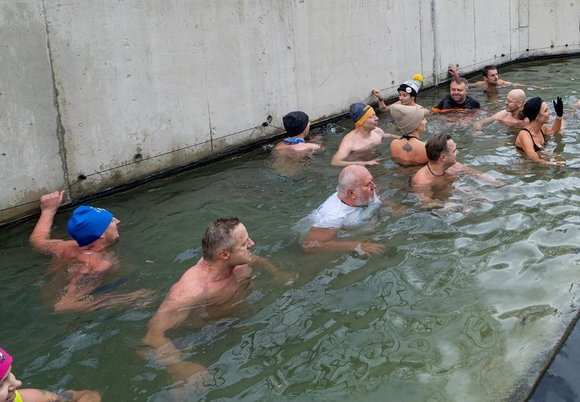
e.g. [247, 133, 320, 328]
[1, 0, 579, 222]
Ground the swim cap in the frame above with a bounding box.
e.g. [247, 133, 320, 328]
[389, 104, 424, 134]
[282, 111, 309, 136]
[67, 206, 114, 247]
[0, 347, 13, 381]
[397, 74, 423, 97]
[523, 96, 543, 121]
[350, 103, 375, 127]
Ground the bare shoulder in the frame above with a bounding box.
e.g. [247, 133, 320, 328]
[411, 167, 430, 187]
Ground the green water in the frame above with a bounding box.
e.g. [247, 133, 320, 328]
[2, 57, 580, 401]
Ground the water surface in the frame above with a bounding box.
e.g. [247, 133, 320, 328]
[1, 57, 580, 401]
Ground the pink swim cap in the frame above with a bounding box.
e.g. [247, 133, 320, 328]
[0, 347, 14, 381]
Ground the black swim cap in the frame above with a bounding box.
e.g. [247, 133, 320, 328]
[523, 97, 543, 121]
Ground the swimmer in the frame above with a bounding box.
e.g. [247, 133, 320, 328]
[432, 77, 481, 112]
[474, 89, 527, 130]
[389, 104, 428, 166]
[0, 346, 101, 401]
[302, 165, 400, 254]
[143, 217, 293, 383]
[331, 103, 397, 166]
[29, 191, 153, 312]
[372, 74, 429, 116]
[514, 96, 565, 166]
[273, 111, 321, 154]
[412, 134, 500, 205]
[471, 65, 528, 90]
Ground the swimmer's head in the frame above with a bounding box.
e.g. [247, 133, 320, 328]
[397, 74, 422, 98]
[202, 216, 243, 261]
[390, 104, 425, 134]
[349, 103, 375, 127]
[523, 97, 543, 121]
[0, 347, 14, 381]
[283, 111, 310, 136]
[67, 205, 114, 247]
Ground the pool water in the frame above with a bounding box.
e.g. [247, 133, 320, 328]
[1, 57, 580, 401]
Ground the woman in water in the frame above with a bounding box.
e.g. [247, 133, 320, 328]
[0, 347, 100, 402]
[514, 96, 565, 166]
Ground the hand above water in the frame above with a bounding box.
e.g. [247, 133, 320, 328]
[40, 190, 65, 213]
[553, 96, 564, 117]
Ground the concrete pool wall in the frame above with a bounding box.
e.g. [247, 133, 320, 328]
[1, 0, 579, 223]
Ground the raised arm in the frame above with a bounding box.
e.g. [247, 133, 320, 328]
[543, 97, 564, 135]
[29, 190, 70, 254]
[302, 226, 384, 255]
[372, 88, 389, 112]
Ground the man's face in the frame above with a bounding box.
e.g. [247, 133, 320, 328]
[443, 139, 458, 167]
[354, 171, 377, 206]
[450, 82, 468, 104]
[485, 69, 499, 85]
[102, 217, 120, 245]
[227, 223, 254, 266]
[361, 112, 379, 130]
[505, 93, 519, 112]
[398, 91, 413, 105]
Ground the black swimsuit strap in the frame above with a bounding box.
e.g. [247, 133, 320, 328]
[521, 128, 542, 151]
[400, 134, 413, 140]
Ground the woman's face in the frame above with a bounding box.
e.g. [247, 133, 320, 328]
[538, 102, 550, 123]
[0, 367, 21, 402]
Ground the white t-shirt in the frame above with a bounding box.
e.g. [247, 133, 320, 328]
[309, 192, 381, 229]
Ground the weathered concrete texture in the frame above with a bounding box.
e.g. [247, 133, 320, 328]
[0, 0, 63, 222]
[1, 0, 579, 222]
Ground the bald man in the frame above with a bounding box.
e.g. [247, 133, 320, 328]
[474, 89, 527, 130]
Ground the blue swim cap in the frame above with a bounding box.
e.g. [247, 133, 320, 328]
[67, 206, 114, 247]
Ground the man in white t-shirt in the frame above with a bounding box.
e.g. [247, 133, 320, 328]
[302, 165, 386, 255]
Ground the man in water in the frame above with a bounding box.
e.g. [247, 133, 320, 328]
[143, 217, 291, 383]
[273, 111, 321, 154]
[432, 77, 481, 112]
[302, 165, 392, 254]
[471, 65, 521, 89]
[0, 346, 101, 402]
[272, 111, 322, 176]
[474, 89, 527, 130]
[412, 134, 500, 204]
[29, 190, 152, 312]
[331, 103, 396, 166]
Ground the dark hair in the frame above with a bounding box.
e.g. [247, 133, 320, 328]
[201, 216, 240, 260]
[483, 65, 497, 77]
[426, 134, 452, 161]
[451, 77, 468, 86]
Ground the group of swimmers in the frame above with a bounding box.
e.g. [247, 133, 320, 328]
[1, 64, 574, 400]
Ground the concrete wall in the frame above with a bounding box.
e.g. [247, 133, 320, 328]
[1, 0, 579, 222]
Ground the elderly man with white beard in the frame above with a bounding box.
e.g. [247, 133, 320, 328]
[302, 165, 397, 255]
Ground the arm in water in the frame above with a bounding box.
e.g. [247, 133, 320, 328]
[302, 226, 384, 255]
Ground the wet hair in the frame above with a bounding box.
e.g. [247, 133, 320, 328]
[202, 216, 240, 260]
[337, 166, 365, 198]
[483, 65, 497, 77]
[425, 134, 452, 161]
[451, 76, 468, 87]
